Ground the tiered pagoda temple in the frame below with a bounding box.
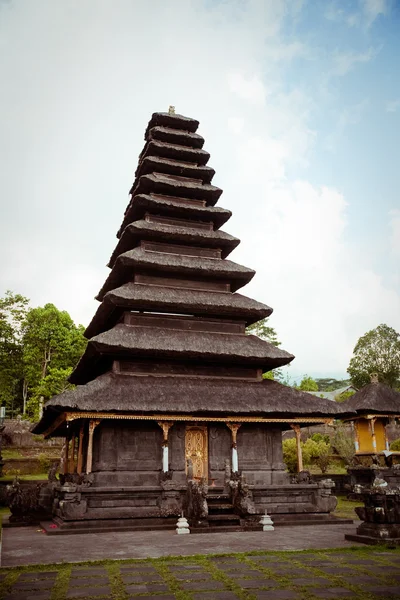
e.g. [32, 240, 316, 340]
[33, 110, 348, 532]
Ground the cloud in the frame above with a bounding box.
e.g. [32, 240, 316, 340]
[228, 72, 267, 105]
[325, 0, 388, 28]
[361, 0, 388, 27]
[386, 99, 400, 113]
[331, 47, 377, 76]
[0, 0, 398, 381]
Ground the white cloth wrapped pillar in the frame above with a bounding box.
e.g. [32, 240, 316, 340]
[226, 423, 241, 474]
[290, 424, 303, 473]
[157, 421, 174, 472]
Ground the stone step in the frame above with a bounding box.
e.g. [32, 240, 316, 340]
[192, 524, 261, 534]
[208, 503, 234, 512]
[208, 514, 240, 522]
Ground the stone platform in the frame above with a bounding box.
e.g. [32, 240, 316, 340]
[1, 521, 363, 567]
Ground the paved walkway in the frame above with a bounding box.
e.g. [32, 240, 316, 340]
[1, 547, 400, 599]
[1, 523, 362, 567]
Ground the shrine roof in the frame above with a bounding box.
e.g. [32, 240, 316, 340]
[117, 194, 231, 237]
[147, 126, 204, 148]
[144, 112, 199, 137]
[109, 221, 239, 267]
[32, 373, 351, 434]
[341, 382, 400, 415]
[139, 139, 210, 166]
[85, 283, 273, 338]
[130, 173, 222, 204]
[97, 247, 255, 300]
[70, 323, 294, 385]
[135, 156, 215, 184]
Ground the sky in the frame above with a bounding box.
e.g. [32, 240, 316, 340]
[0, 0, 399, 382]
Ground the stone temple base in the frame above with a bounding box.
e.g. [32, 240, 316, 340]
[345, 522, 400, 546]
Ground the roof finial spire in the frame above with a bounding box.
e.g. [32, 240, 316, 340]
[168, 105, 175, 114]
[370, 372, 379, 384]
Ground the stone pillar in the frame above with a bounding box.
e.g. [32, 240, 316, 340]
[157, 421, 174, 472]
[226, 423, 241, 474]
[77, 422, 85, 474]
[86, 419, 101, 474]
[290, 424, 303, 472]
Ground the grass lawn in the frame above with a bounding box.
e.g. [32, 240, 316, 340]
[334, 495, 363, 520]
[0, 547, 399, 600]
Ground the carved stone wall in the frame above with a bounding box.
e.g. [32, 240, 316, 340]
[92, 421, 162, 485]
[237, 424, 288, 485]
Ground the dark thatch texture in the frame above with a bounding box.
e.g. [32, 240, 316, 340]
[135, 156, 215, 184]
[148, 126, 204, 149]
[130, 173, 222, 204]
[97, 247, 255, 300]
[32, 374, 349, 434]
[341, 382, 400, 414]
[85, 284, 273, 338]
[109, 221, 239, 267]
[70, 324, 294, 384]
[117, 194, 231, 237]
[139, 140, 210, 166]
[144, 112, 199, 138]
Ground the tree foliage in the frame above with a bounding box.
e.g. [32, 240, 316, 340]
[0, 293, 87, 419]
[334, 390, 355, 403]
[282, 436, 331, 474]
[347, 324, 400, 389]
[315, 378, 351, 392]
[246, 317, 288, 382]
[0, 292, 29, 408]
[295, 375, 318, 392]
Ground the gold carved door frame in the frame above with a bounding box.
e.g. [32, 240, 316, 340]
[185, 425, 208, 479]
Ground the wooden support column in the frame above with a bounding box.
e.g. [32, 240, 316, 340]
[226, 423, 241, 473]
[157, 421, 174, 472]
[370, 417, 377, 452]
[77, 422, 85, 474]
[384, 423, 390, 451]
[86, 419, 101, 474]
[351, 421, 360, 452]
[63, 436, 70, 475]
[290, 424, 303, 473]
[69, 434, 76, 473]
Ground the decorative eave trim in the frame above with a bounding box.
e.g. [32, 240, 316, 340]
[41, 411, 334, 438]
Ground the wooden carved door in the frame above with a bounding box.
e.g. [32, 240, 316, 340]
[185, 426, 208, 479]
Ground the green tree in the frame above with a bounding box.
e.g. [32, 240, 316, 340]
[296, 375, 318, 392]
[0, 291, 29, 413]
[315, 378, 351, 392]
[335, 390, 355, 403]
[347, 324, 400, 389]
[246, 317, 288, 382]
[21, 304, 87, 419]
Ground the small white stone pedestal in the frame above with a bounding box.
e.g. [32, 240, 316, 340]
[176, 516, 190, 534]
[259, 512, 274, 531]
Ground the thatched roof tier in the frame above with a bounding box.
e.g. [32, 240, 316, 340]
[109, 221, 239, 267]
[135, 156, 215, 184]
[69, 324, 294, 385]
[130, 173, 222, 204]
[144, 112, 199, 137]
[117, 195, 231, 237]
[148, 126, 204, 149]
[341, 382, 400, 415]
[139, 140, 210, 166]
[85, 284, 273, 338]
[32, 374, 349, 435]
[97, 247, 255, 300]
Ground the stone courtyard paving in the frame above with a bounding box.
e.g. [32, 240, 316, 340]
[1, 548, 400, 600]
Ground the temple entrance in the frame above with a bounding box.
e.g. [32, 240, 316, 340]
[185, 425, 208, 479]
